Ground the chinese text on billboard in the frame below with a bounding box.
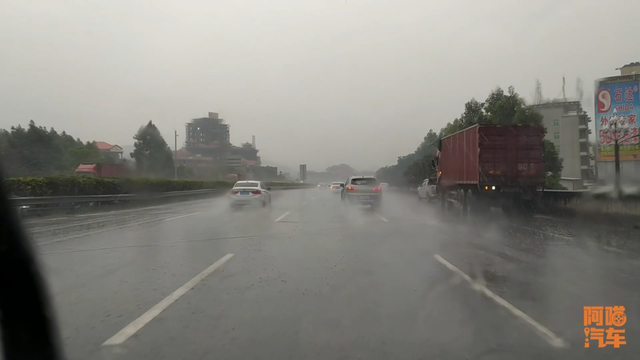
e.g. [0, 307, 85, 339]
[596, 81, 640, 160]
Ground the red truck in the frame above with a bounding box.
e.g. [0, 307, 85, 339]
[434, 124, 545, 214]
[74, 164, 129, 178]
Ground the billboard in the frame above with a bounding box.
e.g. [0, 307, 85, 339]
[595, 80, 640, 161]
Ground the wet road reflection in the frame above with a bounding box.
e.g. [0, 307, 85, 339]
[24, 188, 640, 359]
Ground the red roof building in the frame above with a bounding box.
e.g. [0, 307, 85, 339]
[94, 141, 123, 161]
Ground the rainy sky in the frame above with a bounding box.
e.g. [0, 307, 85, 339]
[1, 0, 638, 172]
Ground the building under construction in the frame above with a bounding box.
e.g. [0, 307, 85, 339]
[177, 112, 263, 179]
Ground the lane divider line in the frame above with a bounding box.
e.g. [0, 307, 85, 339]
[373, 212, 389, 222]
[433, 254, 568, 349]
[102, 253, 234, 346]
[163, 212, 202, 221]
[275, 212, 290, 222]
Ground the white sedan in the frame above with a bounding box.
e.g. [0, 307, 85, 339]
[329, 182, 344, 193]
[229, 181, 272, 208]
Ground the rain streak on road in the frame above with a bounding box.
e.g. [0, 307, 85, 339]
[24, 189, 640, 360]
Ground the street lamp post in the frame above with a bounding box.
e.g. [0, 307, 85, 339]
[174, 130, 179, 180]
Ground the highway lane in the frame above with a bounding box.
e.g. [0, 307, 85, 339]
[23, 188, 640, 359]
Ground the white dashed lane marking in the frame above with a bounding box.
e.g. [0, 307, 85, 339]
[433, 254, 567, 348]
[373, 212, 389, 222]
[102, 254, 234, 346]
[275, 212, 290, 222]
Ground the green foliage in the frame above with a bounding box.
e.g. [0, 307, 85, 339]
[543, 140, 563, 176]
[131, 120, 174, 177]
[544, 174, 566, 190]
[4, 176, 234, 197]
[0, 121, 104, 177]
[3, 177, 311, 197]
[543, 140, 565, 189]
[377, 86, 562, 186]
[439, 119, 464, 138]
[325, 164, 356, 178]
[377, 129, 439, 186]
[403, 155, 436, 185]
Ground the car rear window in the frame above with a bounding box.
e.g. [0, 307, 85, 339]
[331, 182, 343, 185]
[350, 178, 378, 186]
[234, 182, 259, 188]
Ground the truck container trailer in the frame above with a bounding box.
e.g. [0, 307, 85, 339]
[74, 164, 129, 178]
[435, 124, 545, 213]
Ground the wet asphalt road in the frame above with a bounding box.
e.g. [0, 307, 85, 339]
[24, 188, 640, 359]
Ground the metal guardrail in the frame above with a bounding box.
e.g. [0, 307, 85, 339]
[11, 185, 312, 207]
[390, 186, 589, 195]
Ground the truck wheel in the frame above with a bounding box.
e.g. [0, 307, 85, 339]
[467, 190, 487, 217]
[464, 190, 472, 216]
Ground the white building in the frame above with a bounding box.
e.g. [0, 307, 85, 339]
[532, 101, 594, 184]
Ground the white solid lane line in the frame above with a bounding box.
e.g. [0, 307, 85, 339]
[163, 212, 202, 221]
[275, 212, 290, 222]
[433, 254, 567, 349]
[373, 212, 389, 222]
[102, 254, 234, 346]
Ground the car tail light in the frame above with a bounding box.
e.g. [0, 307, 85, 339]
[251, 190, 262, 194]
[230, 190, 239, 194]
[373, 187, 382, 191]
[347, 186, 356, 191]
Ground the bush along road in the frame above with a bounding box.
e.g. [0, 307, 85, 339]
[7, 177, 314, 217]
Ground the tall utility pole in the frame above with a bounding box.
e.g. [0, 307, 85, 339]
[174, 130, 178, 180]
